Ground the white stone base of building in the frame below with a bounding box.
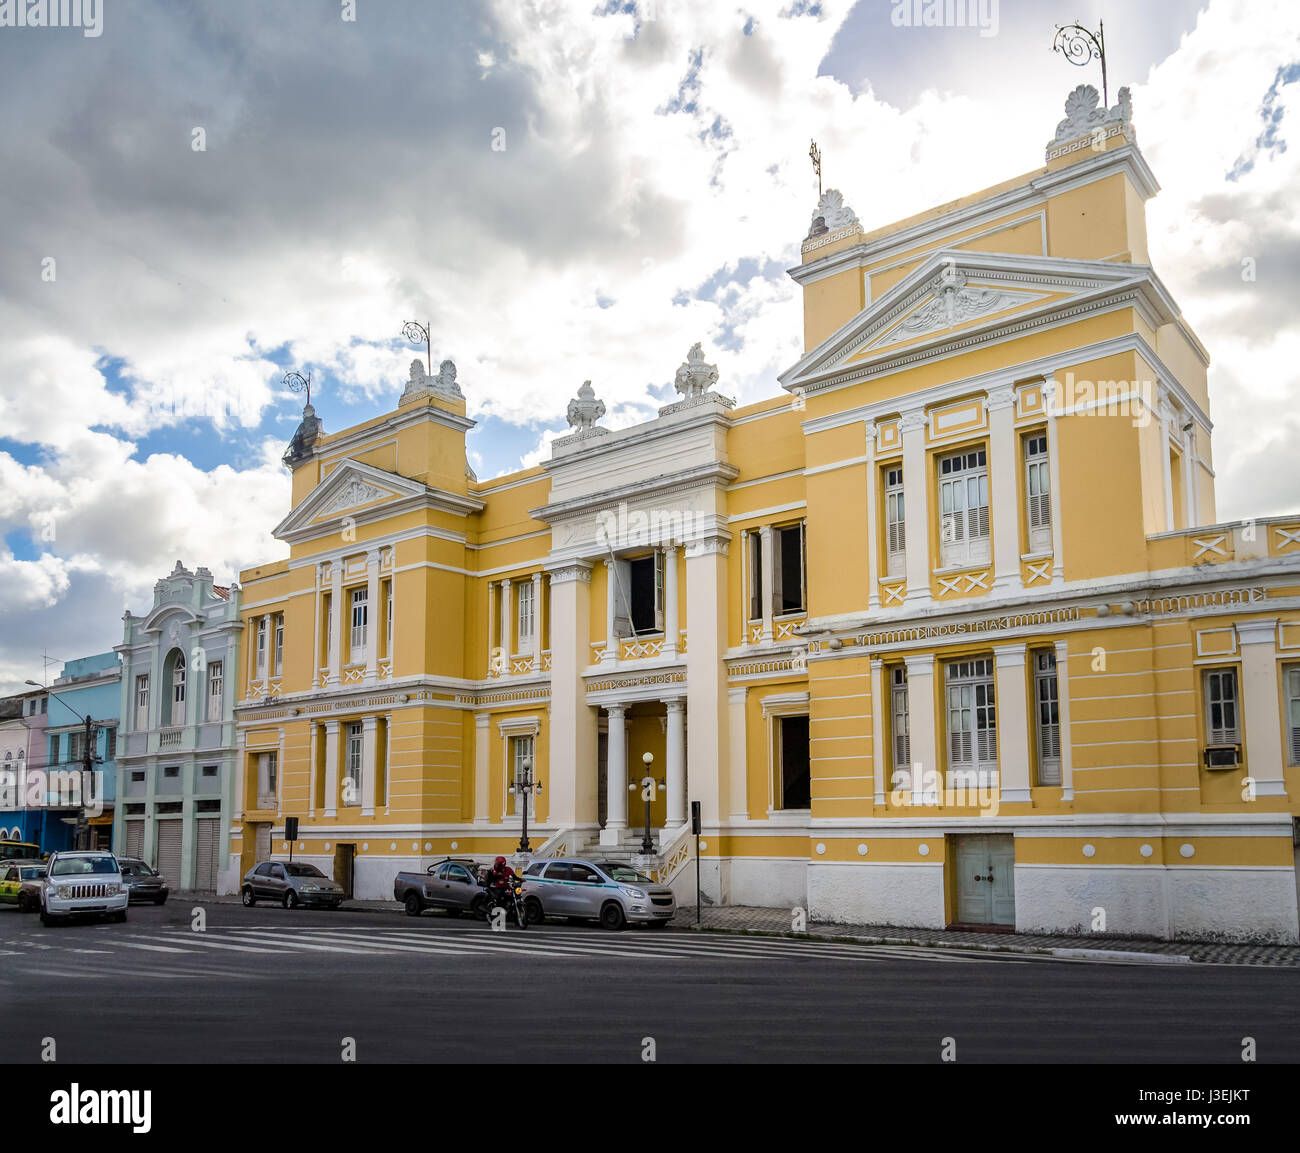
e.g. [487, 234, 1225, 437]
[808, 862, 947, 928]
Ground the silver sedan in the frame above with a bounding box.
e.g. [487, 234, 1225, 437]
[521, 858, 675, 930]
[241, 861, 345, 909]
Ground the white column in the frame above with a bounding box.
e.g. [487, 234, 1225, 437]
[361, 715, 378, 816]
[1043, 379, 1065, 585]
[486, 579, 497, 675]
[901, 653, 936, 805]
[501, 577, 513, 670]
[603, 560, 618, 663]
[600, 703, 628, 845]
[739, 530, 751, 647]
[309, 724, 319, 816]
[383, 713, 392, 811]
[1183, 423, 1199, 527]
[1159, 399, 1176, 532]
[185, 628, 202, 729]
[864, 422, 879, 611]
[474, 713, 490, 822]
[900, 410, 931, 605]
[665, 697, 686, 827]
[531, 571, 542, 671]
[728, 686, 748, 821]
[685, 535, 730, 825]
[870, 658, 885, 805]
[260, 613, 272, 690]
[547, 563, 598, 827]
[1054, 639, 1074, 802]
[993, 643, 1031, 804]
[1239, 619, 1286, 796]
[313, 565, 324, 686]
[759, 524, 774, 643]
[327, 563, 342, 687]
[987, 387, 1020, 593]
[365, 550, 380, 681]
[663, 544, 679, 657]
[233, 728, 247, 821]
[323, 720, 340, 818]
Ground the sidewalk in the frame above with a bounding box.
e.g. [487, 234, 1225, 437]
[677, 905, 1300, 966]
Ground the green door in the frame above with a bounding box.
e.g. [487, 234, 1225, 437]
[954, 834, 1015, 926]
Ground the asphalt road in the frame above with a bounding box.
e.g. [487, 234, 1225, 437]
[2, 901, 1296, 1063]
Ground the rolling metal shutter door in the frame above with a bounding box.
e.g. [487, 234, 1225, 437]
[156, 820, 183, 889]
[125, 820, 144, 860]
[194, 818, 219, 891]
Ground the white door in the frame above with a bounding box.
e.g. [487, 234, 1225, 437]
[156, 819, 183, 890]
[125, 820, 144, 860]
[194, 818, 219, 891]
[954, 834, 1015, 926]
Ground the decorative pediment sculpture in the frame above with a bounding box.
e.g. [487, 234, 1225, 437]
[674, 343, 719, 400]
[321, 479, 388, 515]
[433, 358, 463, 399]
[566, 380, 607, 435]
[401, 355, 463, 401]
[893, 261, 1036, 340]
[1047, 84, 1135, 159]
[283, 401, 323, 466]
[805, 188, 861, 241]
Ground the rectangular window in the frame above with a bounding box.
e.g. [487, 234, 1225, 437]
[68, 731, 85, 764]
[938, 448, 990, 568]
[1203, 668, 1240, 746]
[773, 522, 807, 615]
[890, 666, 910, 771]
[207, 661, 224, 723]
[748, 531, 763, 622]
[508, 735, 534, 816]
[884, 466, 905, 578]
[202, 764, 219, 778]
[135, 675, 150, 730]
[274, 616, 284, 675]
[104, 726, 117, 762]
[256, 751, 278, 805]
[346, 722, 364, 800]
[256, 617, 267, 676]
[517, 580, 535, 644]
[164, 765, 180, 779]
[1286, 666, 1300, 765]
[775, 714, 811, 810]
[386, 580, 393, 656]
[946, 658, 997, 780]
[1033, 649, 1061, 786]
[627, 554, 662, 634]
[173, 654, 186, 710]
[351, 589, 368, 663]
[1024, 433, 1051, 553]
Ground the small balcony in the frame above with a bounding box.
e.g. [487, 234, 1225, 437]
[158, 728, 183, 749]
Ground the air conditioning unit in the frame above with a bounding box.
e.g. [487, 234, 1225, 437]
[1203, 745, 1241, 769]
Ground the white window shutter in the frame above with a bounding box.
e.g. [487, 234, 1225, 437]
[613, 559, 632, 638]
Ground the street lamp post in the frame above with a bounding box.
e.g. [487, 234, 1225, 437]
[631, 751, 665, 855]
[25, 680, 97, 851]
[509, 759, 543, 854]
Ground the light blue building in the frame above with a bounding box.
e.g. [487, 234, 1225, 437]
[39, 652, 121, 852]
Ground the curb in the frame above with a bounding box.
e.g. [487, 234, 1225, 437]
[683, 922, 1194, 963]
[188, 894, 400, 916]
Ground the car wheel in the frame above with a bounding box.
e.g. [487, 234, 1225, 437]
[284, 890, 298, 910]
[445, 907, 462, 918]
[39, 910, 54, 927]
[525, 898, 544, 925]
[471, 895, 490, 920]
[154, 895, 167, 905]
[113, 909, 127, 924]
[600, 902, 627, 932]
[16, 894, 29, 913]
[242, 886, 256, 907]
[403, 892, 423, 917]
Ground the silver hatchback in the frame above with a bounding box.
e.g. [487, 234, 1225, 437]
[522, 858, 675, 930]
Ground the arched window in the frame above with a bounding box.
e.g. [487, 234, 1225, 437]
[163, 649, 187, 726]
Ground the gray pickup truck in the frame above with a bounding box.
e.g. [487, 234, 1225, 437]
[393, 857, 488, 917]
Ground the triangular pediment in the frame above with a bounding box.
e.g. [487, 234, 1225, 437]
[273, 458, 484, 544]
[780, 250, 1167, 395]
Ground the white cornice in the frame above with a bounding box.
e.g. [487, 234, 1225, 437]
[531, 461, 739, 524]
[310, 401, 475, 464]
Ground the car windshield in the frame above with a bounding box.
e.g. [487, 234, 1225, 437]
[595, 864, 654, 884]
[124, 862, 156, 877]
[50, 856, 118, 876]
[286, 863, 324, 878]
[20, 867, 45, 880]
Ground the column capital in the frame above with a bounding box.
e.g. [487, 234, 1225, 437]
[903, 652, 936, 674]
[548, 563, 591, 585]
[362, 714, 379, 732]
[986, 386, 1017, 412]
[1236, 618, 1279, 646]
[475, 712, 490, 729]
[324, 719, 341, 734]
[992, 642, 1028, 666]
[606, 702, 627, 719]
[684, 534, 729, 558]
[663, 696, 686, 713]
[728, 686, 748, 704]
[898, 409, 927, 434]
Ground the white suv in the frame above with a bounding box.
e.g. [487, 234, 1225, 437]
[40, 850, 129, 926]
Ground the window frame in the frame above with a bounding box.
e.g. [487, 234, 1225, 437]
[945, 657, 998, 782]
[1202, 667, 1241, 747]
[883, 465, 905, 578]
[937, 447, 990, 569]
[1286, 665, 1300, 767]
[507, 734, 535, 817]
[1032, 648, 1061, 786]
[135, 674, 150, 730]
[345, 721, 364, 799]
[350, 589, 369, 664]
[1023, 432, 1051, 553]
[772, 521, 807, 617]
[207, 660, 224, 723]
[890, 665, 911, 773]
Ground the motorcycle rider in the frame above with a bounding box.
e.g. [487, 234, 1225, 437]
[484, 855, 516, 900]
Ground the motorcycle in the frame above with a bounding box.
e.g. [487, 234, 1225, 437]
[481, 875, 529, 929]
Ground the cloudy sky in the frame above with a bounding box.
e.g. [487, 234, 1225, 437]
[1, 0, 1297, 694]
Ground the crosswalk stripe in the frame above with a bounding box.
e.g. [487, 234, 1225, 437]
[215, 930, 406, 955]
[111, 940, 194, 954]
[300, 928, 714, 962]
[133, 933, 283, 954]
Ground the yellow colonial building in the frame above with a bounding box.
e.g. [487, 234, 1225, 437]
[228, 84, 1300, 942]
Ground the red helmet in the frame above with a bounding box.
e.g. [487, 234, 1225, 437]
[494, 856, 507, 866]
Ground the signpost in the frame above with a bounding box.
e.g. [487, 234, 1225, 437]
[691, 800, 701, 926]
